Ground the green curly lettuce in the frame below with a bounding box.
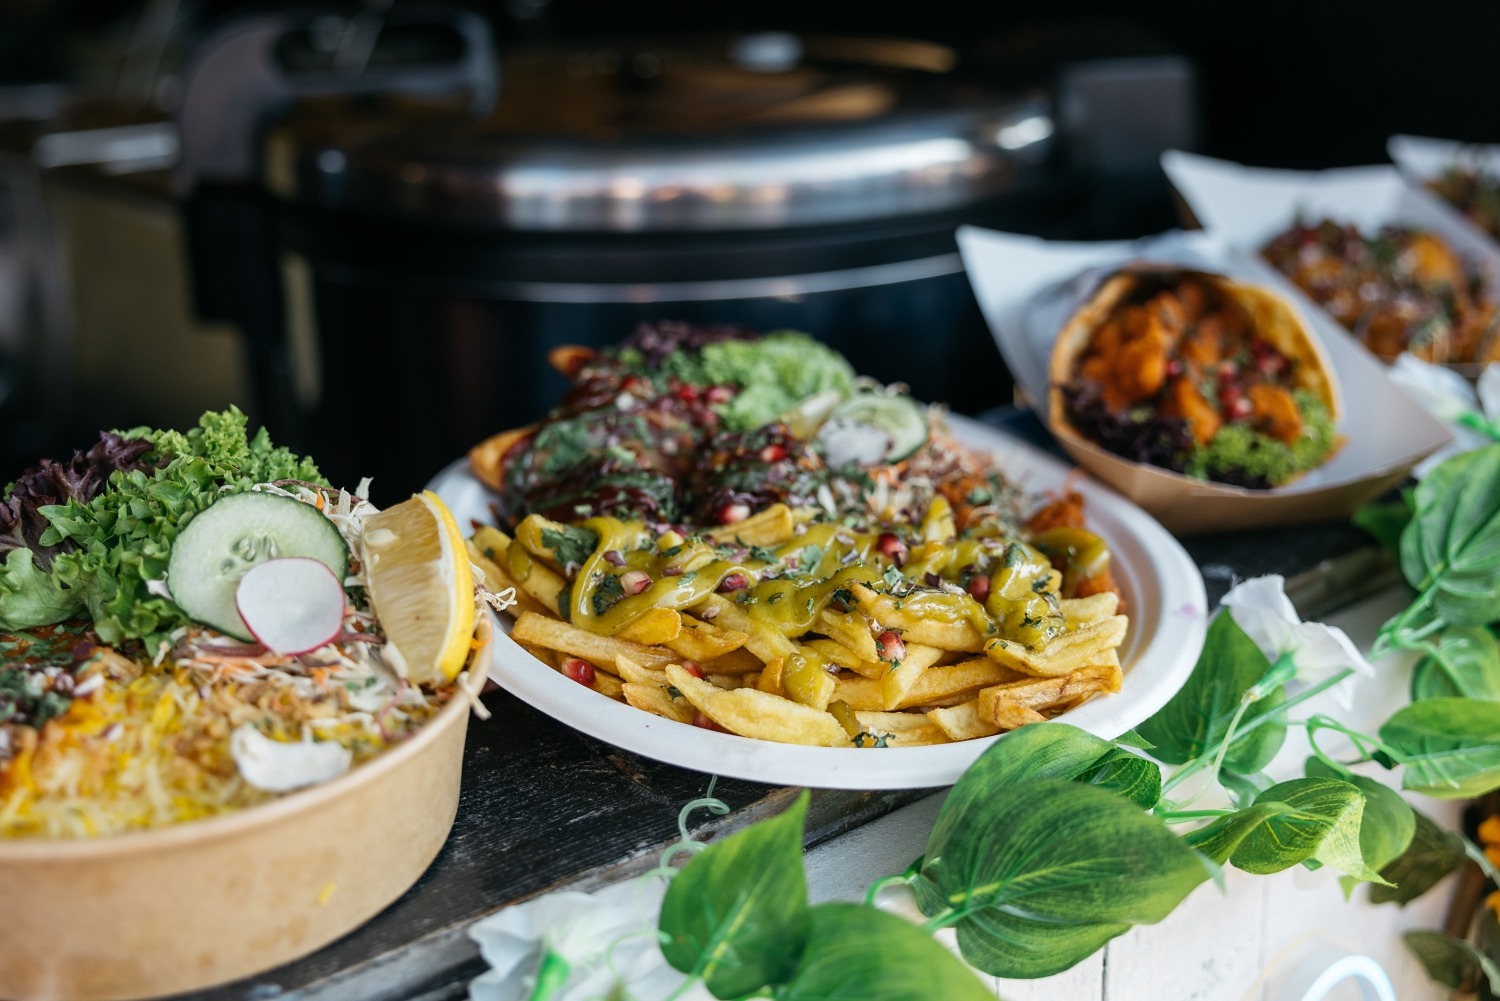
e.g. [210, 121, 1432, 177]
[0, 407, 324, 649]
[659, 330, 856, 431]
[1186, 390, 1338, 487]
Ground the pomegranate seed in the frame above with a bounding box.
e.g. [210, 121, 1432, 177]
[1165, 358, 1184, 378]
[601, 549, 626, 567]
[684, 662, 705, 679]
[561, 658, 596, 687]
[622, 375, 651, 395]
[706, 385, 735, 404]
[674, 383, 701, 404]
[966, 574, 991, 602]
[1228, 396, 1252, 420]
[759, 443, 788, 463]
[718, 572, 750, 593]
[876, 630, 907, 664]
[620, 570, 653, 595]
[692, 712, 728, 732]
[663, 564, 684, 576]
[876, 532, 908, 567]
[718, 502, 751, 524]
[696, 409, 720, 429]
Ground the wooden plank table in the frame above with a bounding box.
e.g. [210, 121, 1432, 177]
[189, 409, 1403, 1001]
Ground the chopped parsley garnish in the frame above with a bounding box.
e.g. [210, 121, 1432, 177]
[801, 543, 824, 569]
[660, 545, 683, 558]
[542, 524, 600, 570]
[851, 731, 890, 748]
[591, 574, 626, 616]
[965, 487, 992, 506]
[829, 587, 856, 612]
[767, 592, 784, 604]
[748, 545, 780, 564]
[882, 565, 904, 589]
[666, 686, 682, 699]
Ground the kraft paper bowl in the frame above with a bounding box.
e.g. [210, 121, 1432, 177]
[0, 621, 490, 1001]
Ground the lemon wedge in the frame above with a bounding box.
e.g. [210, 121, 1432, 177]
[363, 490, 475, 686]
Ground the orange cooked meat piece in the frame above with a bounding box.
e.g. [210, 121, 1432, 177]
[1247, 384, 1303, 443]
[1025, 491, 1087, 534]
[1114, 335, 1170, 403]
[1161, 376, 1221, 445]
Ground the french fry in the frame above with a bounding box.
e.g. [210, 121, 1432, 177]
[706, 673, 745, 691]
[757, 656, 785, 697]
[665, 665, 846, 747]
[615, 655, 670, 688]
[817, 608, 879, 663]
[993, 702, 1048, 730]
[618, 607, 683, 645]
[984, 616, 1129, 677]
[723, 504, 796, 547]
[926, 700, 1001, 741]
[667, 617, 749, 662]
[802, 639, 882, 678]
[623, 682, 695, 724]
[470, 525, 514, 562]
[700, 648, 764, 675]
[511, 611, 676, 672]
[975, 658, 1123, 721]
[853, 710, 937, 732]
[878, 643, 944, 710]
[831, 674, 883, 711]
[901, 658, 1028, 708]
[850, 583, 987, 653]
[880, 723, 952, 747]
[1060, 592, 1121, 625]
[591, 671, 625, 699]
[695, 595, 834, 708]
[517, 640, 558, 669]
[506, 547, 567, 617]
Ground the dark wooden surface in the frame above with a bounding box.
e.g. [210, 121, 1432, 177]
[180, 407, 1399, 1001]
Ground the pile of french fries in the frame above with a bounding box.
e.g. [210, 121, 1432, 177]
[467, 498, 1127, 749]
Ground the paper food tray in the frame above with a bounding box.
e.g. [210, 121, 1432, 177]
[956, 225, 1451, 535]
[1388, 134, 1500, 249]
[1162, 149, 1500, 378]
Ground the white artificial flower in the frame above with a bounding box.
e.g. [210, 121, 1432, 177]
[1220, 576, 1374, 703]
[1390, 356, 1500, 479]
[468, 876, 710, 1001]
[1388, 353, 1479, 422]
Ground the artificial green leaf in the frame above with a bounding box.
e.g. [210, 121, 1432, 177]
[660, 791, 810, 998]
[1303, 761, 1416, 882]
[772, 903, 992, 1001]
[1135, 612, 1286, 771]
[1411, 627, 1500, 702]
[1380, 697, 1500, 799]
[1218, 769, 1273, 808]
[926, 723, 1160, 855]
[1353, 491, 1413, 558]
[1399, 445, 1500, 628]
[1370, 808, 1466, 905]
[1115, 728, 1156, 750]
[915, 778, 1208, 978]
[1201, 778, 1388, 883]
[1182, 802, 1294, 866]
[1075, 746, 1162, 809]
[1403, 929, 1500, 994]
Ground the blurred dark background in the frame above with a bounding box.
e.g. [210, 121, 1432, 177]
[2, 0, 1498, 499]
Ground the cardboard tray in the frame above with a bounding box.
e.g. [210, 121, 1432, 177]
[0, 628, 490, 1001]
[1162, 149, 1500, 379]
[956, 226, 1451, 535]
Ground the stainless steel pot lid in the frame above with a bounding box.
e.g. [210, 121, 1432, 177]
[263, 33, 1053, 231]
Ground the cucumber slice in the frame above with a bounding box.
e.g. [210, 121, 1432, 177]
[167, 492, 349, 641]
[816, 392, 929, 466]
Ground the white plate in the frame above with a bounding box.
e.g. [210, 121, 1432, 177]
[429, 414, 1207, 789]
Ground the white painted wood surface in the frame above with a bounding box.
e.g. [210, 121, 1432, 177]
[804, 586, 1463, 1001]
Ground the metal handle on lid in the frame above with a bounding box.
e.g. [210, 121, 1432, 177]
[174, 4, 499, 192]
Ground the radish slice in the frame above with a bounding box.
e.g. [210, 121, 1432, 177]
[235, 557, 346, 655]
